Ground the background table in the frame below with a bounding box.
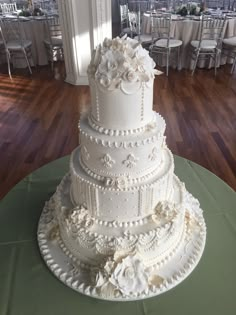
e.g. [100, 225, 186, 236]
[142, 13, 236, 69]
[0, 15, 54, 68]
[18, 17, 50, 66]
[0, 155, 235, 315]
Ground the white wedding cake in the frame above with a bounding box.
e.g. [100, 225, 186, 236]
[38, 36, 206, 301]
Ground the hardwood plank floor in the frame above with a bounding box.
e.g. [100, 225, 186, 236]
[0, 62, 235, 199]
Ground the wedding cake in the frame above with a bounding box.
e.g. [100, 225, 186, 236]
[38, 36, 206, 301]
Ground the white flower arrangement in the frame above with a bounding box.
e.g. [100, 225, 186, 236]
[152, 201, 178, 223]
[95, 254, 149, 297]
[88, 35, 158, 90]
[69, 206, 94, 228]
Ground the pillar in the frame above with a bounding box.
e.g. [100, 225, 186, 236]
[57, 0, 112, 85]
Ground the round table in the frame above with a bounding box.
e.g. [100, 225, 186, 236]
[0, 155, 235, 315]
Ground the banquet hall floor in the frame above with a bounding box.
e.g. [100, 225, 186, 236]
[0, 61, 235, 199]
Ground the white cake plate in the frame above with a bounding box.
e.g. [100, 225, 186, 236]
[37, 184, 206, 301]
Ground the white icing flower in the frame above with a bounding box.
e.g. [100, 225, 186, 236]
[104, 259, 115, 275]
[104, 177, 116, 187]
[81, 145, 90, 161]
[96, 271, 107, 287]
[70, 206, 93, 228]
[122, 154, 139, 168]
[109, 255, 148, 296]
[115, 177, 128, 190]
[153, 201, 177, 221]
[100, 282, 117, 299]
[123, 70, 138, 82]
[88, 36, 157, 90]
[101, 154, 115, 169]
[148, 147, 158, 161]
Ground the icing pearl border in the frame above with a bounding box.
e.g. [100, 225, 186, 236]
[86, 112, 165, 137]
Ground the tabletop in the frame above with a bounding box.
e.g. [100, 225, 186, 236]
[0, 155, 235, 315]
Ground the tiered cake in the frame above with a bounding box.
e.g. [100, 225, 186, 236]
[38, 36, 206, 301]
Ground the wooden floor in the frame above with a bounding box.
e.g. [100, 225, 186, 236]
[0, 62, 235, 199]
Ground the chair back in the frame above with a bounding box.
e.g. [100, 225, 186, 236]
[45, 14, 62, 45]
[0, 22, 6, 47]
[127, 1, 161, 39]
[231, 0, 236, 10]
[151, 13, 171, 45]
[119, 2, 129, 32]
[128, 10, 141, 37]
[199, 14, 226, 48]
[206, 0, 224, 9]
[152, 0, 169, 11]
[0, 16, 24, 47]
[0, 2, 17, 15]
[39, 0, 51, 11]
[128, 1, 150, 13]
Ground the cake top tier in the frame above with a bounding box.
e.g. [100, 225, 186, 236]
[87, 36, 158, 91]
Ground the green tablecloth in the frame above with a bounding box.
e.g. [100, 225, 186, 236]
[0, 156, 236, 315]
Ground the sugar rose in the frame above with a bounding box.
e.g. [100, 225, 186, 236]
[109, 255, 148, 295]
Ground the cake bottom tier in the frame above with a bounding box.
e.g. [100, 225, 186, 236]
[38, 173, 206, 301]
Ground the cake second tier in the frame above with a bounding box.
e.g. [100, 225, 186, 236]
[79, 112, 166, 181]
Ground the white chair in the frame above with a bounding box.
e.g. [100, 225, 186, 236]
[127, 2, 153, 45]
[189, 14, 227, 76]
[0, 37, 4, 63]
[128, 0, 150, 13]
[0, 17, 32, 79]
[128, 11, 152, 44]
[44, 14, 63, 71]
[222, 36, 236, 73]
[150, 13, 182, 76]
[39, 0, 51, 11]
[230, 0, 236, 10]
[0, 2, 18, 15]
[153, 0, 169, 10]
[119, 2, 133, 37]
[205, 0, 222, 9]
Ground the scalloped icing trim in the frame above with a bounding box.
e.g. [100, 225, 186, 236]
[58, 214, 186, 269]
[86, 112, 165, 137]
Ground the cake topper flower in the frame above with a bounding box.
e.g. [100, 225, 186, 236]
[88, 35, 159, 90]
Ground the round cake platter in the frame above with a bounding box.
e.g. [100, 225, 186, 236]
[37, 178, 206, 302]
